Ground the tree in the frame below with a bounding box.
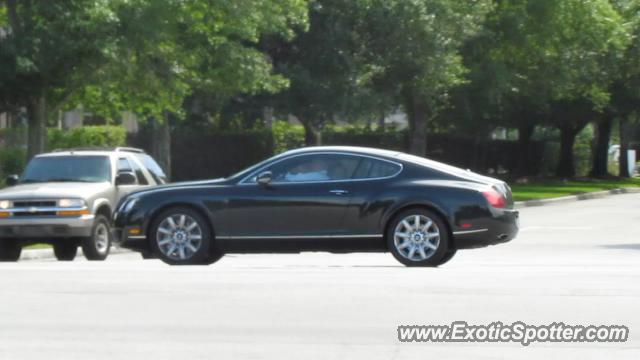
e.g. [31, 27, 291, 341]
[0, 1, 127, 158]
[256, 0, 368, 145]
[0, 0, 309, 162]
[458, 0, 629, 177]
[353, 0, 492, 156]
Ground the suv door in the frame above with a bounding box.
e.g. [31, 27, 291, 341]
[115, 156, 141, 203]
[223, 153, 361, 237]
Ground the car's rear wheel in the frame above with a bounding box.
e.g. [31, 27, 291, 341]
[0, 239, 21, 262]
[386, 208, 450, 267]
[82, 215, 112, 261]
[53, 240, 77, 261]
[150, 207, 221, 265]
[436, 248, 457, 266]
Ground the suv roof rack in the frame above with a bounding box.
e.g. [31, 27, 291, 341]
[52, 147, 145, 154]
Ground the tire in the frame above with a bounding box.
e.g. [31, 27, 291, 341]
[386, 208, 450, 267]
[82, 215, 112, 261]
[436, 248, 457, 266]
[0, 239, 21, 262]
[53, 240, 78, 261]
[149, 207, 220, 265]
[140, 251, 155, 260]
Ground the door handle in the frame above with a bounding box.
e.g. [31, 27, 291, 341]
[329, 189, 349, 195]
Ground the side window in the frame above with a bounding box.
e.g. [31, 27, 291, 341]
[117, 158, 132, 173]
[116, 157, 138, 185]
[135, 154, 168, 184]
[353, 158, 401, 179]
[130, 159, 149, 185]
[263, 154, 360, 183]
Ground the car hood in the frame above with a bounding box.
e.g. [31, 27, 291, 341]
[0, 182, 111, 200]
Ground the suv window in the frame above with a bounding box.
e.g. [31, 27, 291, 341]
[117, 157, 132, 173]
[130, 159, 149, 185]
[21, 156, 111, 183]
[261, 154, 360, 183]
[135, 154, 167, 184]
[353, 158, 401, 179]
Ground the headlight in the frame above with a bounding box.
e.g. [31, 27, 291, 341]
[0, 200, 10, 209]
[58, 199, 85, 208]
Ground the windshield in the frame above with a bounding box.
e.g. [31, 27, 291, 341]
[21, 156, 111, 183]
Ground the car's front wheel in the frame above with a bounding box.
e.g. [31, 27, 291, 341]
[82, 215, 112, 261]
[150, 207, 221, 265]
[387, 208, 451, 267]
[0, 239, 21, 262]
[53, 240, 78, 261]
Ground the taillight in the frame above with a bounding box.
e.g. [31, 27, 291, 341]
[482, 188, 506, 208]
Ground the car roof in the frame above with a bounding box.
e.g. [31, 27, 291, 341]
[281, 146, 402, 159]
[36, 147, 145, 158]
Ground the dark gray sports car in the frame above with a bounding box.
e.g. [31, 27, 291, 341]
[114, 146, 519, 266]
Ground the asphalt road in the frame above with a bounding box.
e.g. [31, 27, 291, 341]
[1, 194, 639, 360]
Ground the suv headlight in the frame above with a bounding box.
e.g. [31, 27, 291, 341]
[0, 200, 10, 209]
[58, 199, 86, 208]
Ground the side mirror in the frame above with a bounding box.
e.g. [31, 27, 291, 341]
[256, 171, 272, 186]
[6, 174, 19, 186]
[116, 172, 137, 186]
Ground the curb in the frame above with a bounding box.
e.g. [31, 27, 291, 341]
[514, 187, 640, 209]
[21, 246, 131, 261]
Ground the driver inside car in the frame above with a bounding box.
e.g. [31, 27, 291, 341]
[284, 158, 330, 182]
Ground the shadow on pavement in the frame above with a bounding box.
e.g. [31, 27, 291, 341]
[600, 244, 640, 251]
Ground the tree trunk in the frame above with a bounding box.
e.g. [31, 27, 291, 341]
[405, 91, 428, 156]
[378, 110, 385, 130]
[150, 114, 172, 180]
[302, 121, 320, 146]
[516, 123, 535, 176]
[262, 107, 274, 129]
[556, 124, 579, 178]
[590, 114, 613, 178]
[619, 118, 630, 178]
[26, 94, 47, 159]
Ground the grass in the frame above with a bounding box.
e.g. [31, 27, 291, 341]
[510, 177, 640, 201]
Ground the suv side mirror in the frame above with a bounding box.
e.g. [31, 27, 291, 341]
[256, 171, 272, 186]
[116, 172, 137, 186]
[6, 174, 19, 186]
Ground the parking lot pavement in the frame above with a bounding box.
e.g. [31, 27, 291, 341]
[0, 194, 639, 360]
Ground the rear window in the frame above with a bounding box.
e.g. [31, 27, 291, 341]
[352, 158, 401, 179]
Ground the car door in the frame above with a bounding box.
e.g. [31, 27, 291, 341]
[340, 156, 404, 235]
[222, 153, 361, 237]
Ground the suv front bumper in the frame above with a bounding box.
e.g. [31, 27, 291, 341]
[0, 215, 95, 239]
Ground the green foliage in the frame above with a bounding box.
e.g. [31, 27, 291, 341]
[0, 147, 27, 179]
[321, 126, 408, 152]
[69, 0, 310, 121]
[272, 121, 305, 153]
[47, 126, 127, 150]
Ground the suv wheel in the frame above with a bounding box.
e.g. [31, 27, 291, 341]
[0, 239, 21, 262]
[53, 240, 78, 261]
[82, 215, 112, 261]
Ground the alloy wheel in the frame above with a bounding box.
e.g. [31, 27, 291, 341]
[393, 214, 440, 261]
[156, 214, 203, 261]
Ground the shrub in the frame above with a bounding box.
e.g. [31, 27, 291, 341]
[48, 126, 127, 150]
[272, 121, 305, 153]
[0, 147, 27, 184]
[321, 126, 408, 151]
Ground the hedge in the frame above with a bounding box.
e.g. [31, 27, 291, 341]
[48, 126, 127, 150]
